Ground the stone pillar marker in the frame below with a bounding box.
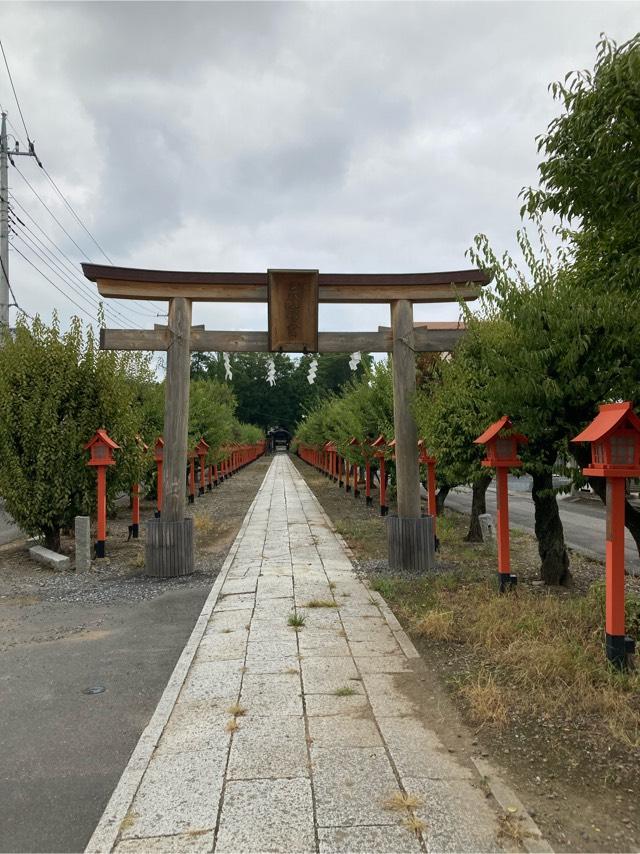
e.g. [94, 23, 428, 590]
[75, 515, 91, 572]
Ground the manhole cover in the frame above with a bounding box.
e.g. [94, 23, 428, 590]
[83, 686, 106, 695]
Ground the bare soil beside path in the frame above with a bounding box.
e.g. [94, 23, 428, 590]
[292, 454, 640, 854]
[0, 455, 271, 854]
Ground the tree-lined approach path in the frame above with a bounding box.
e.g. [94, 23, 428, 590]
[87, 455, 502, 853]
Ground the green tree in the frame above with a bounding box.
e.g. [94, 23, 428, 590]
[0, 316, 153, 550]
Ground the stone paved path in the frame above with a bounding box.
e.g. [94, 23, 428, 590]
[87, 455, 502, 853]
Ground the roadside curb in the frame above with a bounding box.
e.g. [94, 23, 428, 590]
[472, 756, 554, 853]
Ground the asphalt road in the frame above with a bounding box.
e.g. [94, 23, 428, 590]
[446, 485, 640, 574]
[0, 585, 212, 853]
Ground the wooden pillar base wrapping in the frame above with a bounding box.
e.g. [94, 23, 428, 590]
[387, 515, 435, 573]
[145, 517, 194, 578]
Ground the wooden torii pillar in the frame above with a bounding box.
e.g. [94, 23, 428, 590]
[83, 264, 488, 576]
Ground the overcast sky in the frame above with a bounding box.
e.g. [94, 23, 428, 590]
[2, 1, 639, 338]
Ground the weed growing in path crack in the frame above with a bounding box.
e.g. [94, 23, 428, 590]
[304, 599, 336, 608]
[329, 581, 337, 590]
[288, 612, 306, 629]
[384, 792, 424, 811]
[334, 685, 356, 697]
[225, 718, 239, 733]
[227, 703, 246, 717]
[404, 815, 427, 837]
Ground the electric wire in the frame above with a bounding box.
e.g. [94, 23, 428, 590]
[0, 54, 166, 319]
[10, 220, 129, 327]
[11, 244, 97, 323]
[11, 230, 124, 326]
[7, 192, 161, 322]
[8, 203, 134, 325]
[0, 253, 32, 319]
[0, 39, 31, 143]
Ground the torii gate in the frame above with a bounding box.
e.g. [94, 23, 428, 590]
[82, 264, 488, 575]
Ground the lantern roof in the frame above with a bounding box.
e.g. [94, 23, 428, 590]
[474, 416, 527, 446]
[196, 437, 210, 452]
[349, 437, 359, 446]
[572, 402, 640, 444]
[155, 436, 164, 448]
[84, 428, 120, 452]
[370, 434, 387, 449]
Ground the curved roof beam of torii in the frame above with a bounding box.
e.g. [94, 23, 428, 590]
[82, 264, 490, 304]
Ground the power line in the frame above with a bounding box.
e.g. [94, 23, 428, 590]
[0, 39, 31, 144]
[8, 200, 134, 325]
[0, 253, 32, 319]
[7, 192, 161, 323]
[10, 221, 129, 327]
[11, 243, 96, 322]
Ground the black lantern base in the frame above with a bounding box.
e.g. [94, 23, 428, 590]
[498, 572, 517, 594]
[380, 505, 389, 517]
[188, 494, 195, 504]
[606, 633, 636, 670]
[154, 510, 161, 518]
[366, 496, 372, 506]
[95, 540, 105, 558]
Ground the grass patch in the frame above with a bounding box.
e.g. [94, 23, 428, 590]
[304, 599, 337, 608]
[225, 718, 239, 733]
[375, 567, 640, 748]
[334, 685, 356, 696]
[287, 612, 306, 629]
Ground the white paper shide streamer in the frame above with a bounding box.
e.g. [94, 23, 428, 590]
[266, 358, 276, 386]
[307, 358, 318, 384]
[348, 351, 361, 371]
[222, 352, 232, 381]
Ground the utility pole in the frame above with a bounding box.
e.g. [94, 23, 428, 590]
[0, 110, 43, 335]
[0, 112, 9, 329]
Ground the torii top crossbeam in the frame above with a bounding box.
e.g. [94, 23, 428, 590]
[82, 264, 489, 303]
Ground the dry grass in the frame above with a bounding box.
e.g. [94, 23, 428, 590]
[225, 718, 239, 733]
[226, 703, 246, 717]
[131, 552, 145, 569]
[193, 513, 216, 537]
[370, 564, 640, 748]
[413, 609, 455, 641]
[459, 671, 509, 727]
[304, 599, 336, 608]
[497, 813, 528, 847]
[403, 815, 427, 836]
[383, 792, 424, 811]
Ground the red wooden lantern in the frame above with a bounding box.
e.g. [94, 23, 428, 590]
[572, 401, 640, 668]
[153, 437, 164, 517]
[85, 428, 119, 558]
[474, 416, 528, 592]
[130, 436, 148, 540]
[371, 435, 389, 516]
[195, 437, 210, 496]
[418, 440, 437, 534]
[325, 441, 338, 482]
[349, 437, 361, 498]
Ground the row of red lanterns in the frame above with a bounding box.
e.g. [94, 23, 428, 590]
[298, 400, 639, 670]
[297, 436, 438, 532]
[85, 430, 266, 559]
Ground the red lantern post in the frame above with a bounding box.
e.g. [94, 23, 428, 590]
[154, 437, 164, 517]
[196, 437, 210, 496]
[572, 401, 640, 669]
[371, 435, 389, 516]
[418, 440, 437, 534]
[474, 417, 527, 593]
[85, 428, 119, 558]
[349, 438, 361, 498]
